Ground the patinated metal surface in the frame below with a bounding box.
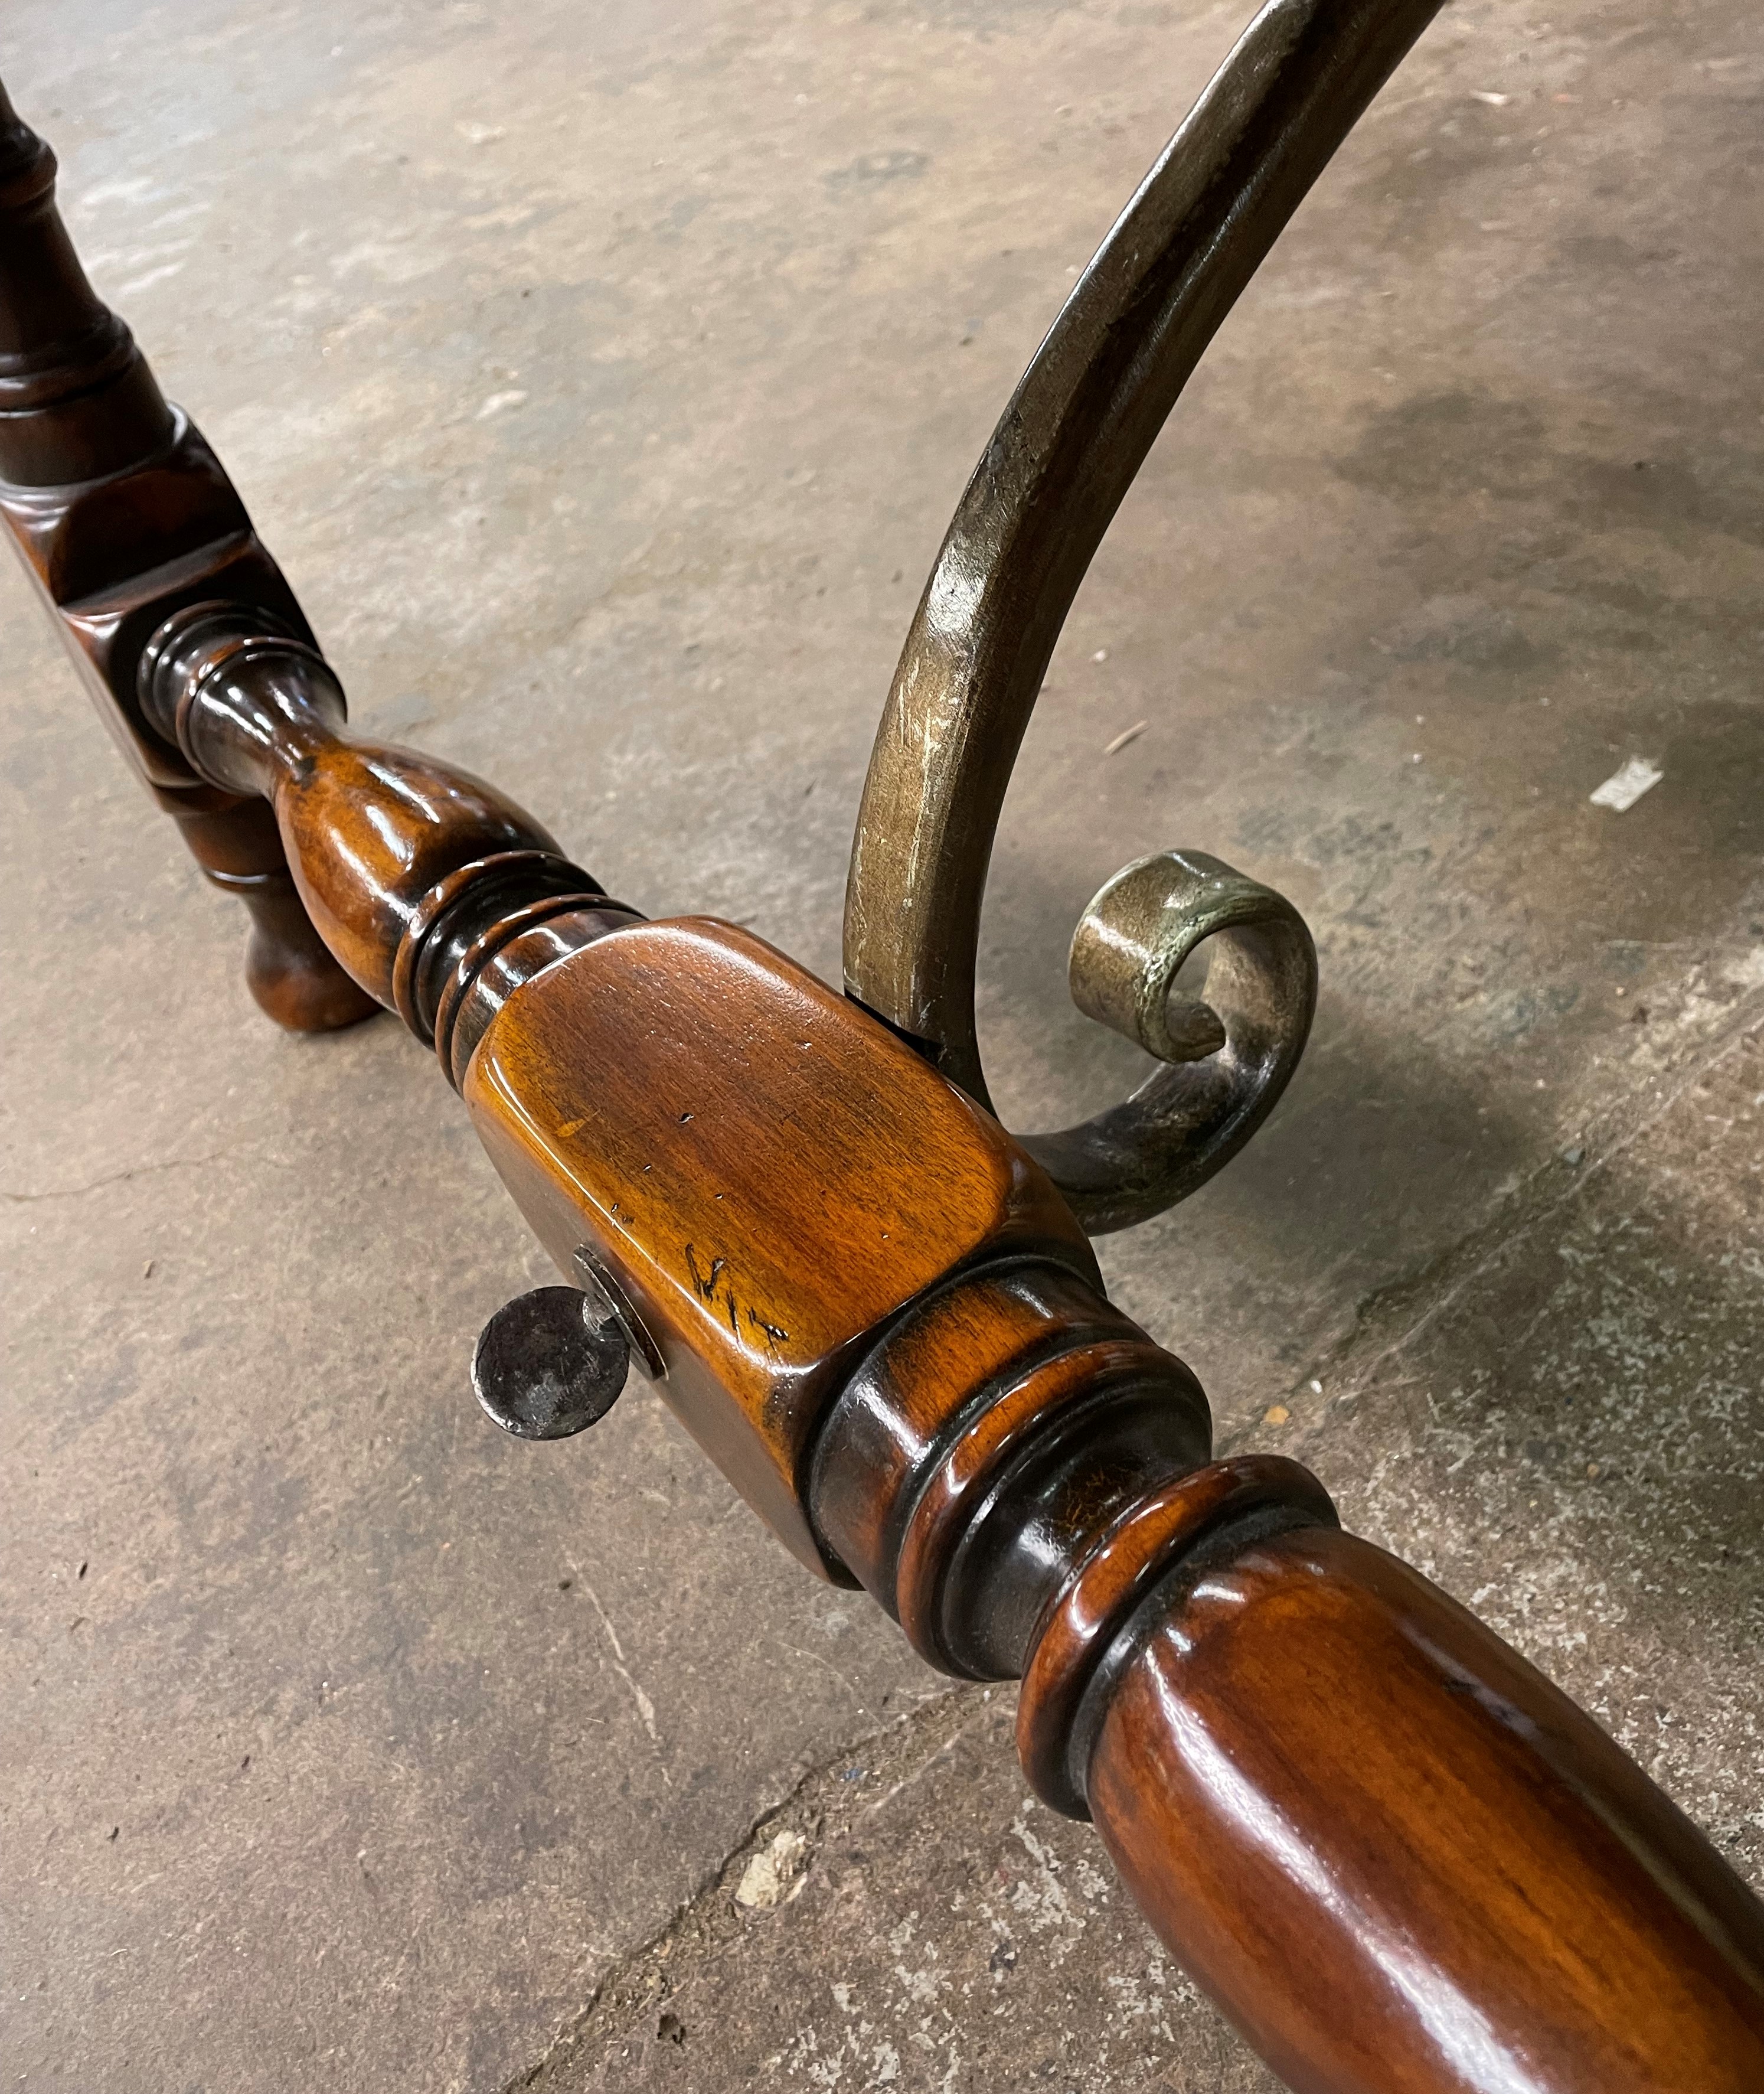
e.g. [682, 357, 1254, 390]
[844, 0, 1444, 1229]
[5, 0, 1762, 2085]
[471, 1285, 631, 1441]
[1049, 849, 1315, 1231]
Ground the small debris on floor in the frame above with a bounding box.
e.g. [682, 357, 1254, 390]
[1103, 720, 1147, 756]
[735, 1826, 808, 1910]
[1262, 1404, 1289, 1426]
[1589, 756, 1663, 811]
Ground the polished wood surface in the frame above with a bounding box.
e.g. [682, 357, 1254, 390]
[463, 909, 1764, 2076]
[1084, 1513, 1764, 2092]
[465, 918, 1099, 1572]
[812, 1257, 1211, 1671]
[146, 612, 567, 1007]
[0, 79, 169, 488]
[163, 788, 383, 1031]
[136, 601, 629, 1065]
[7, 31, 1764, 2094]
[0, 81, 373, 1029]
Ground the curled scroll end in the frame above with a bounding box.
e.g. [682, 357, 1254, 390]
[1069, 850, 1261, 1062]
[1024, 849, 1316, 1235]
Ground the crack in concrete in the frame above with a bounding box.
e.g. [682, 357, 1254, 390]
[1245, 983, 1764, 1437]
[572, 1560, 669, 1777]
[1, 1150, 245, 1205]
[499, 1686, 992, 2093]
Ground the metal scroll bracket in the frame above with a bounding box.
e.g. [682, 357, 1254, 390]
[1043, 849, 1315, 1233]
[842, 0, 1442, 1232]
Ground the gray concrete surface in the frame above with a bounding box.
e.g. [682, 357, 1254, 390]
[1, 0, 1758, 2088]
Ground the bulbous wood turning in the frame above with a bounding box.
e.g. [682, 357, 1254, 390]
[162, 790, 383, 1031]
[8, 35, 1764, 2094]
[138, 601, 633, 1081]
[1083, 1514, 1764, 2092]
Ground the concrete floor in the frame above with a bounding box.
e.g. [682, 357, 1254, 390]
[1, 0, 1759, 2088]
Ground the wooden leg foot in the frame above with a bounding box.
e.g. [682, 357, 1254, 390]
[166, 792, 378, 1033]
[234, 876, 380, 1032]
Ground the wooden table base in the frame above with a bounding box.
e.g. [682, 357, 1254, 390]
[4, 10, 1760, 2088]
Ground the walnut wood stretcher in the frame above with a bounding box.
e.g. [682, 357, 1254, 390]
[4, 6, 1762, 2089]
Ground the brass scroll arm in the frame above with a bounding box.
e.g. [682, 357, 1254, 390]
[1036, 850, 1315, 1233]
[843, 0, 1443, 1232]
[9, 37, 1764, 2091]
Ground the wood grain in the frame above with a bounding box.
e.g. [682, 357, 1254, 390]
[1084, 1517, 1764, 2092]
[465, 918, 1096, 1573]
[9, 47, 1763, 2094]
[0, 80, 373, 1029]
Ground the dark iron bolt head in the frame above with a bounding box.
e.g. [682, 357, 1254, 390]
[472, 1286, 629, 1440]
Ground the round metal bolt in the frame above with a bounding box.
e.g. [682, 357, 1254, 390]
[472, 1286, 629, 1440]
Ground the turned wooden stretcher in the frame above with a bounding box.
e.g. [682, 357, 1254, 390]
[4, 3, 1761, 2087]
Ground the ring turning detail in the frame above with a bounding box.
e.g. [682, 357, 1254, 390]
[9, 8, 1764, 2092]
[843, 0, 1443, 1228]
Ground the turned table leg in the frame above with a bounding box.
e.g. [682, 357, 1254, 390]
[0, 80, 374, 1032]
[160, 788, 381, 1031]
